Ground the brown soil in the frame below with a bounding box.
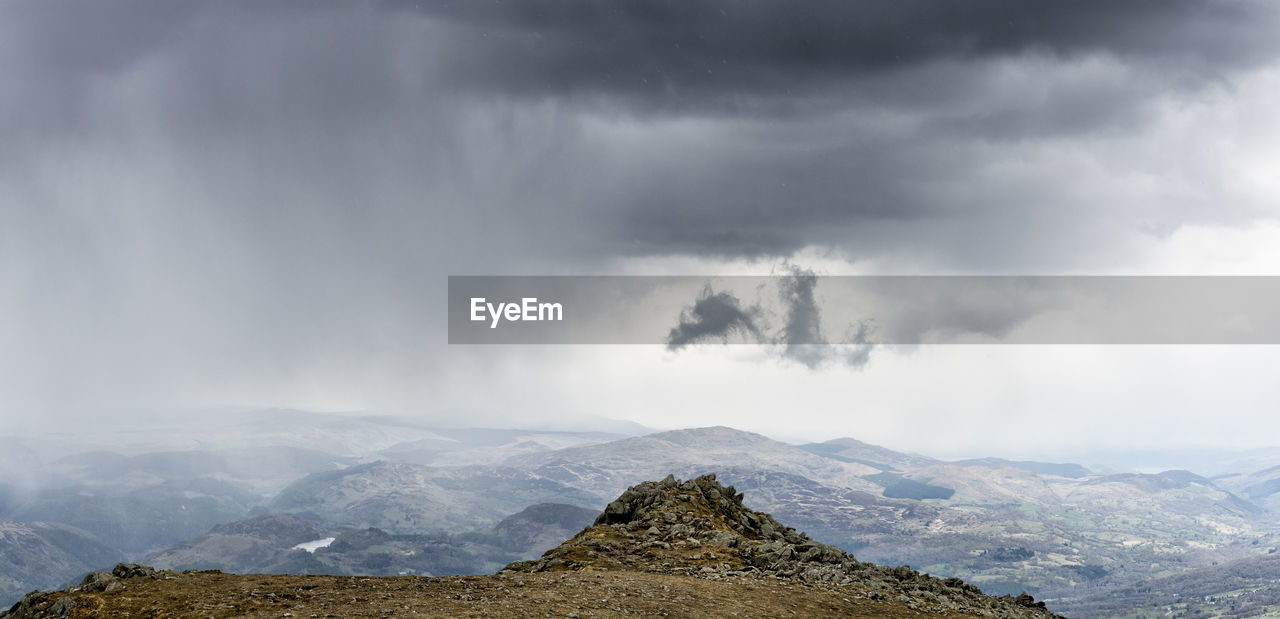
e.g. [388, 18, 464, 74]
[14, 569, 974, 618]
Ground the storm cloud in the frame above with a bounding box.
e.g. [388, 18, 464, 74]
[5, 1, 1279, 266]
[406, 0, 1279, 106]
[3, 1, 1280, 426]
[777, 267, 831, 368]
[666, 285, 763, 349]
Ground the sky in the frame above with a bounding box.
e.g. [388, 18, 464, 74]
[4, 1, 1280, 459]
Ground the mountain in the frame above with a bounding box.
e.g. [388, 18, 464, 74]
[18, 409, 646, 463]
[1215, 463, 1280, 511]
[1080, 446, 1280, 479]
[807, 460, 1270, 602]
[7, 422, 1279, 614]
[498, 427, 1274, 606]
[503, 426, 884, 500]
[502, 473, 1055, 617]
[268, 461, 600, 533]
[148, 518, 512, 578]
[47, 446, 354, 495]
[146, 503, 598, 578]
[145, 514, 332, 573]
[10, 409, 460, 460]
[378, 428, 628, 467]
[0, 521, 123, 606]
[951, 458, 1092, 479]
[8, 479, 258, 555]
[685, 467, 975, 559]
[0, 445, 348, 567]
[2, 475, 1059, 619]
[799, 437, 940, 471]
[458, 503, 598, 555]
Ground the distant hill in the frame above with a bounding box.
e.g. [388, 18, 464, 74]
[268, 462, 600, 533]
[459, 503, 597, 556]
[378, 428, 628, 467]
[146, 514, 332, 573]
[799, 437, 940, 471]
[502, 426, 884, 500]
[951, 458, 1092, 479]
[1215, 463, 1280, 512]
[0, 521, 123, 606]
[147, 502, 598, 579]
[8, 479, 258, 555]
[49, 446, 354, 495]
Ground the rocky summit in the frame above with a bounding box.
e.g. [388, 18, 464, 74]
[505, 474, 1059, 618]
[2, 474, 1061, 618]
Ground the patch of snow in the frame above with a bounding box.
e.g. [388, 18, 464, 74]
[292, 537, 336, 553]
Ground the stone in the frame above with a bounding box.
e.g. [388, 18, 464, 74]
[78, 572, 117, 592]
[46, 597, 75, 617]
[112, 563, 157, 579]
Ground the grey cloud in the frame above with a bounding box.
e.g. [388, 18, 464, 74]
[4, 2, 1274, 265]
[400, 0, 1279, 112]
[841, 321, 876, 369]
[780, 268, 824, 346]
[1, 1, 1278, 420]
[776, 269, 877, 369]
[666, 271, 876, 369]
[778, 267, 827, 368]
[666, 285, 763, 349]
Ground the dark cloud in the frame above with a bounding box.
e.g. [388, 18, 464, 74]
[1, 1, 1277, 418]
[778, 267, 826, 367]
[4, 2, 1275, 263]
[666, 271, 877, 369]
[666, 285, 763, 349]
[776, 269, 878, 369]
[841, 321, 876, 369]
[402, 0, 1279, 111]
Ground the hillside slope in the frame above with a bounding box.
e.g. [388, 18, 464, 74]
[0, 522, 123, 605]
[1063, 550, 1280, 617]
[268, 461, 600, 533]
[146, 504, 598, 578]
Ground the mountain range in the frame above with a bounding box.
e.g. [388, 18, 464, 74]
[2, 475, 1061, 618]
[4, 412, 1280, 616]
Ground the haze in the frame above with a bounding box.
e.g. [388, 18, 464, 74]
[5, 1, 1280, 463]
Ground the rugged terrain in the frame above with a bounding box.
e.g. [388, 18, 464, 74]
[7, 415, 1280, 612]
[3, 475, 1057, 618]
[501, 427, 1276, 602]
[505, 474, 1056, 617]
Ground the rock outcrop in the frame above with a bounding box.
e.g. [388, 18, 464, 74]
[505, 473, 1059, 618]
[2, 564, 155, 618]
